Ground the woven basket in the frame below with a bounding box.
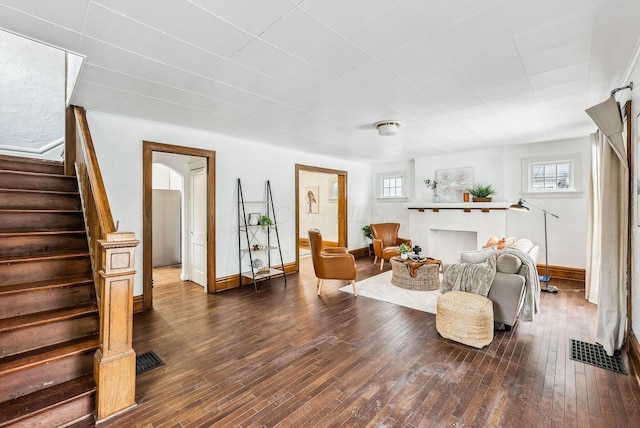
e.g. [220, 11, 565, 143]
[390, 258, 440, 290]
[436, 290, 494, 348]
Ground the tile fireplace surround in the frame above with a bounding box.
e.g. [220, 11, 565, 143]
[407, 202, 510, 264]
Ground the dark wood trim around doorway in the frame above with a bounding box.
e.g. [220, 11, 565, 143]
[295, 164, 348, 271]
[142, 141, 216, 311]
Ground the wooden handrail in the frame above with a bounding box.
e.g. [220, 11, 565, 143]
[66, 106, 138, 421]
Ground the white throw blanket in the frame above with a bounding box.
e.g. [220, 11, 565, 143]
[440, 253, 497, 297]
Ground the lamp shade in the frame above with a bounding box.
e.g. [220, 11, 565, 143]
[509, 198, 529, 212]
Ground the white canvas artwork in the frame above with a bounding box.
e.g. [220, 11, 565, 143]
[436, 167, 474, 202]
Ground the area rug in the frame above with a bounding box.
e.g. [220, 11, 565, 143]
[339, 271, 439, 314]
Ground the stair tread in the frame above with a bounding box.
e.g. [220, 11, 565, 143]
[0, 230, 86, 238]
[0, 188, 79, 196]
[0, 209, 82, 213]
[0, 169, 73, 179]
[0, 374, 95, 425]
[0, 336, 99, 375]
[0, 303, 98, 333]
[0, 154, 63, 167]
[0, 251, 90, 264]
[0, 275, 94, 295]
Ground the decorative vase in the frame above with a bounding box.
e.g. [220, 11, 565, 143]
[432, 194, 441, 203]
[401, 253, 408, 260]
[248, 213, 260, 226]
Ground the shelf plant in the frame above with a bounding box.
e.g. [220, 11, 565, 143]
[258, 214, 273, 230]
[467, 183, 496, 202]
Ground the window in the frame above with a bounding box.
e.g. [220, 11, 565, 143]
[377, 171, 407, 200]
[531, 161, 570, 191]
[521, 153, 582, 196]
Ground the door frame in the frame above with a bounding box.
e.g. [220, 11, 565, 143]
[295, 164, 348, 271]
[142, 141, 216, 310]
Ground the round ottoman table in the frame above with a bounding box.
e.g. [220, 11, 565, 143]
[436, 290, 494, 348]
[390, 257, 441, 291]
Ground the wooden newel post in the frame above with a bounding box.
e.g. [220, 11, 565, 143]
[94, 232, 139, 421]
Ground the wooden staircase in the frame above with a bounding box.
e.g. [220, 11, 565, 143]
[0, 154, 98, 427]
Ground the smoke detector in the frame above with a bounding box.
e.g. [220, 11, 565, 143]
[373, 120, 401, 136]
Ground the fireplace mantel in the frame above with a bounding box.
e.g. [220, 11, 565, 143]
[406, 201, 511, 211]
[407, 202, 509, 263]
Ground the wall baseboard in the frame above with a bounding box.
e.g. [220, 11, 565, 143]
[133, 295, 144, 314]
[629, 331, 640, 387]
[536, 264, 585, 282]
[299, 237, 337, 247]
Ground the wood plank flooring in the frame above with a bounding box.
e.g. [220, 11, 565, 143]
[96, 257, 640, 427]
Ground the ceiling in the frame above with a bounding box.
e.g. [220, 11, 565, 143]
[1, 0, 639, 163]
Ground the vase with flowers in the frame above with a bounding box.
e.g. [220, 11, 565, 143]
[423, 178, 441, 202]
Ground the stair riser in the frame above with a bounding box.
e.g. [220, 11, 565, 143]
[0, 191, 80, 210]
[0, 211, 84, 233]
[0, 233, 88, 258]
[0, 156, 64, 175]
[0, 257, 91, 287]
[0, 316, 98, 358]
[4, 392, 94, 428]
[0, 284, 94, 320]
[0, 351, 93, 402]
[0, 171, 76, 192]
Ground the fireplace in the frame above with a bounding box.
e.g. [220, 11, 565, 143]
[407, 202, 509, 264]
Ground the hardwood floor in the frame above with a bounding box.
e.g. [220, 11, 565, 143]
[97, 257, 640, 427]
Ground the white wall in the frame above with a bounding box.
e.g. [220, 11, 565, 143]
[369, 160, 414, 239]
[298, 171, 338, 242]
[86, 111, 371, 296]
[372, 137, 590, 269]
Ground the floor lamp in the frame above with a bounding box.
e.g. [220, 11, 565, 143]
[509, 198, 559, 293]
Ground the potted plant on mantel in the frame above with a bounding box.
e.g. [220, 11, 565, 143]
[467, 183, 496, 202]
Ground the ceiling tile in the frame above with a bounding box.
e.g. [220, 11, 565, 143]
[346, 5, 426, 57]
[0, 0, 89, 32]
[521, 38, 591, 76]
[172, 5, 254, 58]
[528, 62, 590, 91]
[84, 3, 169, 57]
[300, 0, 400, 35]
[79, 36, 153, 77]
[195, 0, 297, 36]
[403, 0, 500, 34]
[0, 5, 84, 52]
[93, 0, 192, 33]
[260, 8, 341, 59]
[230, 39, 330, 91]
[305, 39, 372, 76]
[153, 37, 225, 76]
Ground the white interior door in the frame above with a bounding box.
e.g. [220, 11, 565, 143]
[190, 167, 207, 287]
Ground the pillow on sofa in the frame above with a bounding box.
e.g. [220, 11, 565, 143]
[461, 246, 497, 264]
[496, 253, 522, 274]
[511, 238, 534, 254]
[483, 236, 516, 249]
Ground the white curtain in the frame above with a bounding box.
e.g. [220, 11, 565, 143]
[586, 130, 628, 356]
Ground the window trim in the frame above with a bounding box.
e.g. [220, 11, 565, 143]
[376, 170, 408, 201]
[521, 153, 583, 198]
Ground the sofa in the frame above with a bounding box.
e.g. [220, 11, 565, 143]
[444, 238, 539, 330]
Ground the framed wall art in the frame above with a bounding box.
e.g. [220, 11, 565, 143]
[436, 167, 474, 202]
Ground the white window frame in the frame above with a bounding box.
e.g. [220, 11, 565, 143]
[521, 153, 583, 197]
[377, 170, 408, 201]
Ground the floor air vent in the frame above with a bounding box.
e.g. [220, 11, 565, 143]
[570, 339, 626, 374]
[136, 351, 165, 375]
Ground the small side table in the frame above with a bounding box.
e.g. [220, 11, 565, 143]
[390, 257, 442, 291]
